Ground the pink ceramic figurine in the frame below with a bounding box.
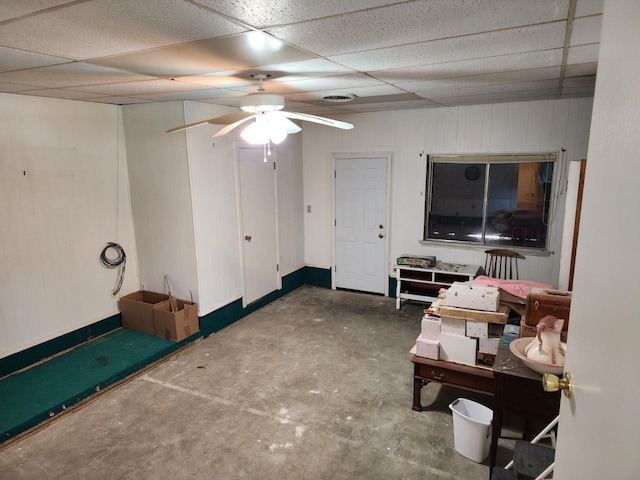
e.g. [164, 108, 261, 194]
[525, 315, 565, 365]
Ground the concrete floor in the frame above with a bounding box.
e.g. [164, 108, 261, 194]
[0, 285, 513, 479]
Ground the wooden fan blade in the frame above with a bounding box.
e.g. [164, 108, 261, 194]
[279, 111, 354, 130]
[166, 112, 253, 133]
[212, 114, 257, 137]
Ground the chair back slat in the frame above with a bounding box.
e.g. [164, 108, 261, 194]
[483, 249, 525, 279]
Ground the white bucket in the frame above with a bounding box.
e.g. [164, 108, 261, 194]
[449, 398, 493, 463]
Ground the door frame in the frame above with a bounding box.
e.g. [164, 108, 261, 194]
[234, 143, 282, 307]
[331, 152, 392, 296]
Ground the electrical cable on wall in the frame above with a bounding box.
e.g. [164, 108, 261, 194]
[100, 242, 126, 295]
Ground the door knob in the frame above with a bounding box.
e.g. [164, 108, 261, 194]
[542, 371, 572, 398]
[379, 224, 384, 229]
[244, 235, 252, 242]
[378, 233, 384, 238]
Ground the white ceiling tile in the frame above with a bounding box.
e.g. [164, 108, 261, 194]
[230, 74, 384, 95]
[329, 23, 567, 72]
[335, 99, 439, 112]
[0, 1, 601, 109]
[69, 79, 211, 96]
[0, 63, 152, 88]
[0, 46, 69, 73]
[564, 63, 598, 77]
[285, 85, 406, 102]
[566, 44, 600, 64]
[570, 15, 603, 46]
[193, 0, 408, 28]
[398, 67, 561, 93]
[0, 82, 39, 93]
[0, 0, 246, 60]
[436, 91, 559, 107]
[0, 1, 72, 22]
[574, 0, 604, 17]
[83, 96, 154, 105]
[267, 0, 569, 56]
[13, 88, 109, 100]
[373, 50, 563, 84]
[91, 32, 314, 78]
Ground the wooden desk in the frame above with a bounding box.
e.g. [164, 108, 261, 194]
[412, 355, 493, 411]
[490, 344, 561, 471]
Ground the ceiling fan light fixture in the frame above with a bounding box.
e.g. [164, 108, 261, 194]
[240, 115, 288, 145]
[239, 92, 285, 113]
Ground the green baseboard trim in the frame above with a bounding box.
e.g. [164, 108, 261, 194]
[0, 314, 122, 379]
[199, 268, 306, 337]
[389, 277, 397, 298]
[303, 266, 331, 288]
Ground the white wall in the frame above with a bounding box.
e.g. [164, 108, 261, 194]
[122, 101, 305, 317]
[0, 93, 139, 358]
[302, 98, 593, 286]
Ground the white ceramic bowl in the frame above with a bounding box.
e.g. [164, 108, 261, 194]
[509, 337, 566, 375]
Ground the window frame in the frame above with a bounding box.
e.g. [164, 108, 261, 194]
[423, 153, 558, 251]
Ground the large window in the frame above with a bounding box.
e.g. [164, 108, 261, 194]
[424, 153, 556, 249]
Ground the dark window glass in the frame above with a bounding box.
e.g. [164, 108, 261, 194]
[424, 157, 554, 249]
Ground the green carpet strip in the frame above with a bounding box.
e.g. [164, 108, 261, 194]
[0, 328, 179, 443]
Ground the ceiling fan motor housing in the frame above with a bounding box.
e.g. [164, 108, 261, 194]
[240, 92, 285, 113]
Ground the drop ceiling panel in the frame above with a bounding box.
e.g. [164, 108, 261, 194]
[404, 67, 562, 94]
[0, 0, 246, 60]
[0, 63, 151, 89]
[193, 0, 409, 28]
[91, 32, 315, 78]
[373, 50, 563, 84]
[266, 0, 569, 57]
[570, 15, 604, 45]
[329, 23, 567, 72]
[0, 0, 600, 108]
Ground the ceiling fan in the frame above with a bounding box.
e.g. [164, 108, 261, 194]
[166, 74, 354, 145]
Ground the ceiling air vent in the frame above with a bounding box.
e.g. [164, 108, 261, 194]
[322, 93, 356, 103]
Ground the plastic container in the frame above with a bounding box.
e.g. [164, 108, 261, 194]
[449, 398, 493, 463]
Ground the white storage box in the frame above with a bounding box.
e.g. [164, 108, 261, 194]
[421, 315, 441, 340]
[440, 332, 477, 366]
[447, 282, 500, 312]
[479, 337, 501, 355]
[466, 320, 488, 339]
[416, 335, 440, 360]
[440, 316, 466, 336]
[449, 398, 493, 463]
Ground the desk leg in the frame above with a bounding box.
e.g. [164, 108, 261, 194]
[412, 377, 428, 412]
[490, 408, 502, 471]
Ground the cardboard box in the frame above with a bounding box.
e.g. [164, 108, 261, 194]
[421, 315, 441, 340]
[416, 335, 440, 360]
[447, 282, 500, 312]
[154, 299, 199, 342]
[440, 316, 466, 336]
[440, 332, 477, 367]
[119, 291, 170, 335]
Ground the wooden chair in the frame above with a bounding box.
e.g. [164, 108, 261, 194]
[484, 249, 525, 279]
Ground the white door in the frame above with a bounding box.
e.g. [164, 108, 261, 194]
[553, 2, 640, 478]
[334, 156, 388, 294]
[237, 147, 279, 306]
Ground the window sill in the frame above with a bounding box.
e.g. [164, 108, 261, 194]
[417, 239, 553, 257]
